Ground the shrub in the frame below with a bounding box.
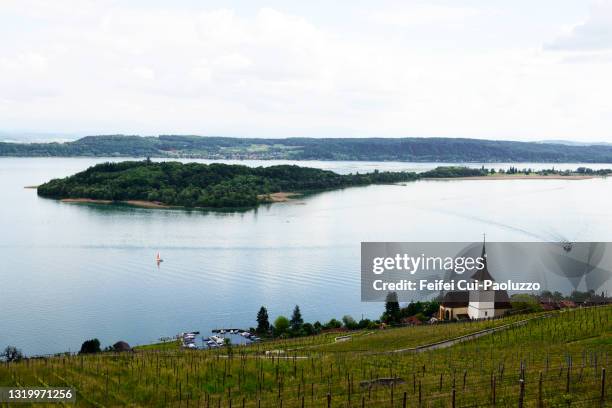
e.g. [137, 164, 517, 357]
[79, 339, 101, 354]
[2, 346, 24, 362]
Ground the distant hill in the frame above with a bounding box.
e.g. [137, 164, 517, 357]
[2, 135, 612, 162]
[536, 139, 612, 147]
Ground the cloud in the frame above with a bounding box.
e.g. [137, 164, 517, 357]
[546, 0, 612, 51]
[368, 4, 482, 27]
[0, 1, 611, 140]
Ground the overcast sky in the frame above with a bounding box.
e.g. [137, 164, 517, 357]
[1, 0, 612, 141]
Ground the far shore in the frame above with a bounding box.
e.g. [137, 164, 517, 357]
[423, 174, 600, 181]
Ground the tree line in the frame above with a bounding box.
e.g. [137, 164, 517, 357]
[4, 135, 612, 162]
[253, 296, 441, 339]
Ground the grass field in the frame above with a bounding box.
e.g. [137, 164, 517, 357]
[1, 306, 610, 407]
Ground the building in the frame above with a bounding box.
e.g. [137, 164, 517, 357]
[439, 242, 512, 320]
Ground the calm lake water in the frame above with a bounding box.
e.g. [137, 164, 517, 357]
[1, 157, 612, 355]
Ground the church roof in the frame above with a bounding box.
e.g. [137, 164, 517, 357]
[493, 290, 512, 309]
[441, 291, 469, 307]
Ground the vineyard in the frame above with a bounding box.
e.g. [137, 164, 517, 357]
[1, 306, 610, 407]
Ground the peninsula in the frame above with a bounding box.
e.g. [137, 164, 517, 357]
[36, 162, 611, 209]
[36, 161, 419, 209]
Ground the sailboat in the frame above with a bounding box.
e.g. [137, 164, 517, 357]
[156, 252, 164, 264]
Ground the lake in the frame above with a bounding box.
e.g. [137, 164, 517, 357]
[1, 157, 611, 355]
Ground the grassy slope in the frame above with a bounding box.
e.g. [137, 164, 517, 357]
[1, 307, 610, 407]
[133, 340, 181, 352]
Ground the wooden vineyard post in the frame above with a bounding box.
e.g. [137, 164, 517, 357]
[601, 368, 606, 405]
[491, 374, 496, 406]
[538, 371, 543, 408]
[451, 387, 456, 408]
[518, 378, 525, 408]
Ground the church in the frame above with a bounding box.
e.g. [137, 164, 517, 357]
[438, 242, 512, 320]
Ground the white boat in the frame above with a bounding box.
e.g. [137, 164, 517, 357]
[210, 335, 225, 345]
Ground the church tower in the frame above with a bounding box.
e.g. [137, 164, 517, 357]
[467, 240, 496, 319]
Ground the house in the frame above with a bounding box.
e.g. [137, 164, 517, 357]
[559, 300, 577, 308]
[439, 241, 512, 320]
[539, 301, 558, 311]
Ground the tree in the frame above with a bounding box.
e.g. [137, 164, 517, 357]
[382, 292, 401, 324]
[423, 301, 440, 318]
[256, 306, 270, 334]
[290, 305, 303, 331]
[274, 316, 290, 336]
[342, 315, 358, 330]
[325, 318, 342, 329]
[2, 346, 23, 362]
[302, 322, 315, 336]
[358, 318, 372, 329]
[79, 339, 101, 354]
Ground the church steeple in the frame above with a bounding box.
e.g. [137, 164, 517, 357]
[481, 233, 487, 258]
[471, 236, 494, 282]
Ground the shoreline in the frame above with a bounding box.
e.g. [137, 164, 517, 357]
[257, 192, 301, 203]
[59, 192, 301, 209]
[422, 174, 599, 181]
[60, 198, 172, 208]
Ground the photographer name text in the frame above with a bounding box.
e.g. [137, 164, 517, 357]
[372, 279, 541, 292]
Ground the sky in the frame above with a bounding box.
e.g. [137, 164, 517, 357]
[1, 0, 612, 141]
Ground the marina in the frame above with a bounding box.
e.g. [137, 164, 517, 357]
[180, 328, 261, 350]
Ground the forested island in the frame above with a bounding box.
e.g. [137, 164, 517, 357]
[5, 134, 612, 162]
[37, 161, 419, 208]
